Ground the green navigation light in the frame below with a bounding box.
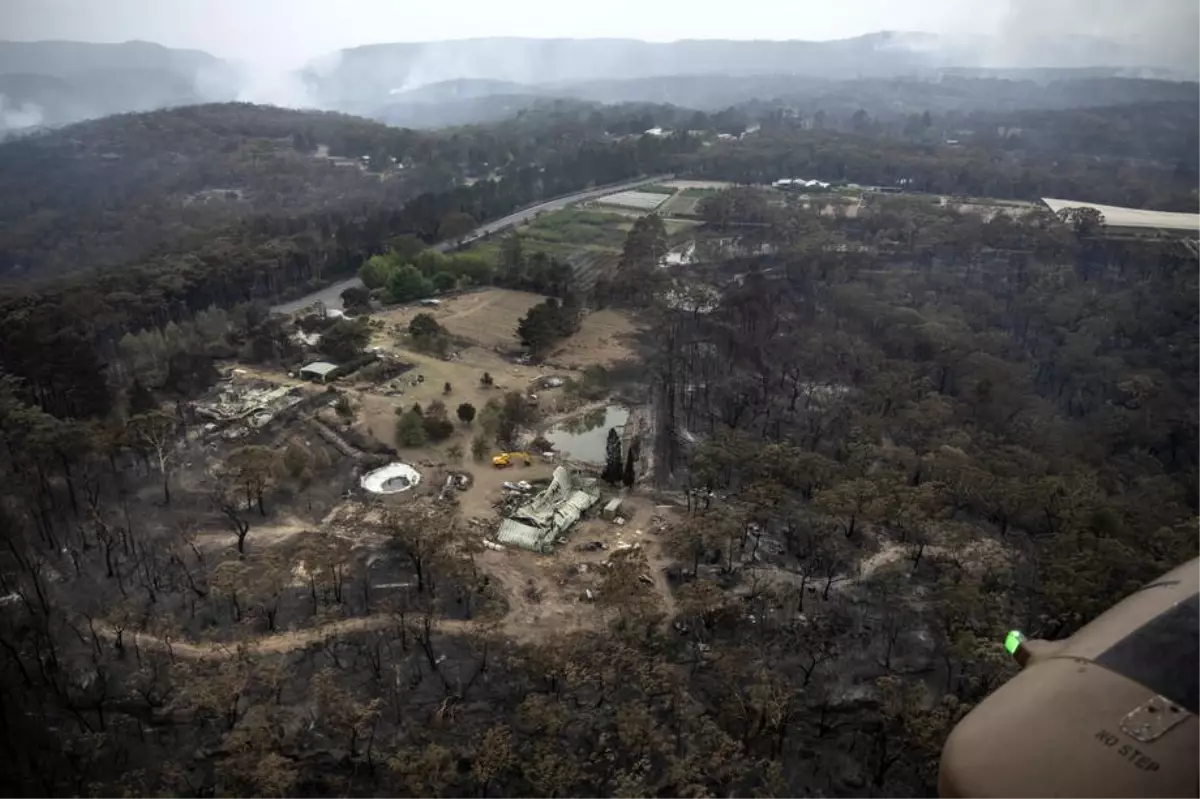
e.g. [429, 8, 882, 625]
[1005, 629, 1024, 657]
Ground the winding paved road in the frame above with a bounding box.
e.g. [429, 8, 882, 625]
[271, 174, 673, 315]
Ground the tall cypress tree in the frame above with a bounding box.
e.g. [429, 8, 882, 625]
[602, 427, 623, 484]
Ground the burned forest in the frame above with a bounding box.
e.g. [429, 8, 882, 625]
[0, 84, 1196, 799]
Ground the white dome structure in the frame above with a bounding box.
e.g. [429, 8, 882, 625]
[360, 462, 421, 494]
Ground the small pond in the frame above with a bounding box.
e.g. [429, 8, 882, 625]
[545, 405, 630, 464]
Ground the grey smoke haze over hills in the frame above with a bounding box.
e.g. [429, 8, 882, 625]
[0, 40, 239, 131]
[302, 34, 949, 111]
[0, 0, 1195, 131]
[987, 0, 1198, 72]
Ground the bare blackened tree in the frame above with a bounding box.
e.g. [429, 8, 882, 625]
[128, 410, 179, 505]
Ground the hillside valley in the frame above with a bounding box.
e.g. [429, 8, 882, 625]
[0, 40, 239, 132]
[0, 13, 1196, 798]
[2, 32, 1198, 135]
[0, 104, 440, 280]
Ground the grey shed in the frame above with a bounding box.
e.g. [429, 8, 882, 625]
[299, 361, 338, 383]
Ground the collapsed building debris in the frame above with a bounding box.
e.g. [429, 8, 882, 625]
[495, 465, 600, 553]
[193, 383, 305, 433]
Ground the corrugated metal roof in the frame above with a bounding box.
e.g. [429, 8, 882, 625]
[513, 466, 596, 526]
[496, 518, 547, 552]
[497, 466, 600, 552]
[300, 361, 338, 376]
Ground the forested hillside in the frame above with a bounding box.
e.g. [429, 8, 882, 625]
[2, 95, 1197, 427]
[4, 93, 1194, 288]
[682, 124, 1198, 211]
[0, 80, 1195, 797]
[0, 40, 240, 133]
[0, 101, 703, 284]
[0, 104, 431, 279]
[930, 100, 1199, 167]
[0, 179, 1194, 797]
[372, 72, 1200, 130]
[0, 104, 697, 421]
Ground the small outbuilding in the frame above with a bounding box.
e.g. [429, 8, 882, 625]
[299, 361, 338, 383]
[601, 498, 624, 521]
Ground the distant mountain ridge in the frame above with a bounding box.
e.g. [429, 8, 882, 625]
[0, 39, 224, 76]
[301, 33, 1198, 125]
[0, 40, 238, 133]
[303, 32, 1198, 107]
[303, 33, 946, 108]
[2, 33, 1197, 134]
[364, 71, 1199, 130]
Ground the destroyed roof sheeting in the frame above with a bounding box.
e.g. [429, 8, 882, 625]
[512, 466, 599, 527]
[194, 385, 301, 422]
[496, 518, 549, 551]
[500, 466, 601, 552]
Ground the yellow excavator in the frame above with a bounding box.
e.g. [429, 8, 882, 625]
[938, 556, 1198, 797]
[491, 451, 532, 468]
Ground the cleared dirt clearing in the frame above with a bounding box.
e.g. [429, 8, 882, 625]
[372, 288, 547, 351]
[548, 309, 645, 369]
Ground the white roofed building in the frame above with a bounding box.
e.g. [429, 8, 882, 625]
[1041, 198, 1200, 237]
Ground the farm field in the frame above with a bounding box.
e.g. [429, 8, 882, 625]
[469, 207, 632, 262]
[661, 192, 703, 217]
[660, 179, 735, 190]
[593, 189, 671, 211]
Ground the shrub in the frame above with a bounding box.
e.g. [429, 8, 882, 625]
[283, 442, 312, 478]
[422, 401, 455, 442]
[395, 409, 427, 447]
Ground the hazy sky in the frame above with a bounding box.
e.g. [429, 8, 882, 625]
[2, 0, 1195, 72]
[3, 0, 1005, 67]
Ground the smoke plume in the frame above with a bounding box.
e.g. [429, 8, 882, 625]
[0, 95, 45, 131]
[984, 0, 1199, 74]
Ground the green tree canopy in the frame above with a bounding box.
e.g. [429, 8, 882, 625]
[359, 254, 400, 290]
[388, 265, 435, 303]
[438, 211, 477, 241]
[516, 296, 580, 355]
[320, 318, 371, 362]
[395, 408, 427, 447]
[408, 313, 444, 340]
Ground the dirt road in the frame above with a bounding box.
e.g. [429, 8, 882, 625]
[95, 499, 681, 661]
[95, 613, 484, 661]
